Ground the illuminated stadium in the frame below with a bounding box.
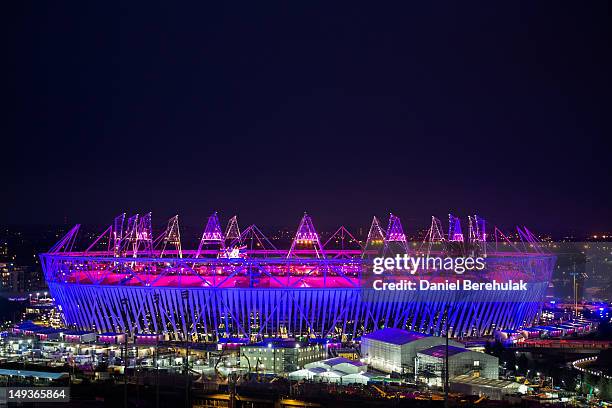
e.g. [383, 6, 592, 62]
[40, 213, 555, 340]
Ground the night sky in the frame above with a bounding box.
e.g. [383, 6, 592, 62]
[3, 2, 610, 235]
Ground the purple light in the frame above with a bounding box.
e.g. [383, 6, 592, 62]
[385, 215, 407, 242]
[40, 212, 555, 339]
[448, 214, 464, 242]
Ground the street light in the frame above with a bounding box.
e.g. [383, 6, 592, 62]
[153, 292, 160, 408]
[180, 290, 190, 408]
[120, 297, 129, 408]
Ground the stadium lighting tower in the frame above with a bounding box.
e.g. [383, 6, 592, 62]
[158, 215, 182, 258]
[225, 216, 241, 243]
[181, 289, 191, 408]
[364, 216, 385, 254]
[196, 212, 225, 257]
[120, 297, 129, 408]
[383, 213, 409, 255]
[420, 216, 445, 256]
[287, 212, 325, 258]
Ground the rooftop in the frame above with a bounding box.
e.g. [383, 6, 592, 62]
[419, 345, 468, 358]
[37, 328, 64, 334]
[451, 374, 524, 390]
[317, 369, 348, 377]
[362, 328, 429, 345]
[63, 330, 94, 336]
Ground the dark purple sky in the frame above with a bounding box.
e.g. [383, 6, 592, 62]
[3, 2, 610, 234]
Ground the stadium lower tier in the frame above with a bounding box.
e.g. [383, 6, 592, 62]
[48, 282, 548, 339]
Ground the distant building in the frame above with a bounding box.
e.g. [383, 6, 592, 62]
[0, 262, 43, 293]
[98, 332, 126, 344]
[135, 334, 164, 344]
[416, 345, 498, 386]
[549, 244, 586, 301]
[35, 327, 64, 341]
[0, 262, 16, 291]
[61, 330, 96, 343]
[334, 347, 360, 360]
[360, 328, 463, 374]
[240, 340, 326, 373]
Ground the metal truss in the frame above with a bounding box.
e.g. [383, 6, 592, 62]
[224, 216, 241, 244]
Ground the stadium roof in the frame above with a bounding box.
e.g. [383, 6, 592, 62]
[362, 328, 429, 345]
[419, 345, 468, 358]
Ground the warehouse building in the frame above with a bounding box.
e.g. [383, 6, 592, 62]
[240, 340, 326, 373]
[60, 330, 97, 343]
[450, 374, 527, 400]
[416, 345, 498, 386]
[360, 328, 463, 374]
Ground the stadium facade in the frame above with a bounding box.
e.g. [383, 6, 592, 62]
[40, 213, 554, 340]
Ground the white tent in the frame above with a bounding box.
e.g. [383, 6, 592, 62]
[333, 361, 367, 374]
[305, 357, 366, 374]
[314, 369, 348, 383]
[341, 372, 381, 385]
[288, 367, 326, 381]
